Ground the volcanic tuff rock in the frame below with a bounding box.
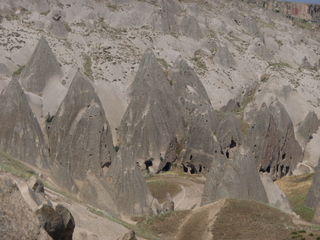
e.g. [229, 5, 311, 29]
[217, 113, 244, 160]
[36, 204, 75, 240]
[105, 146, 156, 217]
[169, 58, 220, 173]
[19, 36, 62, 94]
[269, 99, 303, 177]
[0, 174, 52, 240]
[48, 71, 115, 180]
[247, 102, 280, 178]
[0, 78, 49, 169]
[214, 46, 237, 68]
[297, 111, 319, 148]
[201, 145, 268, 206]
[119, 49, 184, 173]
[305, 160, 320, 210]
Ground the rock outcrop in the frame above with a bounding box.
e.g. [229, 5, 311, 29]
[247, 101, 303, 180]
[105, 146, 156, 216]
[120, 231, 138, 240]
[214, 46, 237, 68]
[297, 111, 319, 148]
[169, 58, 220, 173]
[217, 114, 244, 160]
[201, 146, 268, 206]
[0, 173, 52, 240]
[305, 159, 320, 210]
[48, 71, 115, 180]
[36, 204, 75, 240]
[119, 49, 184, 173]
[269, 100, 303, 177]
[259, 173, 292, 214]
[19, 36, 62, 94]
[162, 193, 174, 213]
[0, 78, 49, 169]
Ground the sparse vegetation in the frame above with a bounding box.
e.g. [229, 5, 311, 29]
[147, 179, 181, 204]
[0, 151, 36, 180]
[276, 173, 315, 222]
[268, 61, 292, 69]
[82, 53, 93, 79]
[13, 65, 25, 75]
[157, 58, 169, 69]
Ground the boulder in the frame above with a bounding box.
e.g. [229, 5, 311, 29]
[47, 19, 69, 39]
[0, 78, 50, 169]
[180, 15, 203, 40]
[120, 231, 137, 240]
[201, 145, 268, 206]
[36, 204, 75, 240]
[162, 193, 174, 213]
[301, 56, 313, 70]
[19, 36, 62, 94]
[0, 174, 52, 240]
[119, 49, 184, 173]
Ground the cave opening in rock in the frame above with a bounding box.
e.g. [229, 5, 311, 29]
[145, 159, 153, 172]
[162, 162, 172, 172]
[226, 150, 230, 159]
[230, 140, 237, 149]
[190, 155, 193, 160]
[282, 153, 286, 160]
[182, 164, 188, 173]
[198, 164, 203, 173]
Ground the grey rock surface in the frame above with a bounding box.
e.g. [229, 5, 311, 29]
[19, 36, 62, 94]
[162, 193, 174, 213]
[119, 49, 184, 173]
[106, 146, 156, 217]
[120, 231, 137, 240]
[214, 46, 237, 68]
[269, 99, 303, 177]
[169, 58, 220, 173]
[0, 78, 50, 169]
[201, 145, 268, 206]
[259, 173, 292, 214]
[36, 204, 75, 240]
[0, 173, 52, 240]
[305, 159, 320, 210]
[246, 102, 280, 178]
[217, 113, 244, 160]
[297, 111, 319, 148]
[47, 19, 69, 39]
[48, 71, 115, 180]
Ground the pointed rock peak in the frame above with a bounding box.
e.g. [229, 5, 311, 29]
[19, 36, 62, 94]
[130, 49, 171, 94]
[68, 70, 95, 92]
[0, 78, 49, 169]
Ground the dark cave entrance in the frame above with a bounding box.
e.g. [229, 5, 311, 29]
[162, 162, 172, 172]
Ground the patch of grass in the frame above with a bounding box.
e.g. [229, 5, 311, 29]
[82, 53, 93, 79]
[268, 61, 292, 69]
[191, 49, 207, 71]
[157, 58, 169, 69]
[212, 199, 294, 240]
[232, 85, 258, 116]
[276, 173, 315, 222]
[147, 179, 181, 204]
[0, 151, 36, 180]
[137, 210, 190, 239]
[13, 65, 25, 75]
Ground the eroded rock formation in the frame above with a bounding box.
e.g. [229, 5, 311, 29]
[48, 71, 115, 180]
[305, 159, 320, 210]
[201, 145, 268, 206]
[19, 36, 62, 94]
[119, 49, 184, 173]
[0, 78, 50, 169]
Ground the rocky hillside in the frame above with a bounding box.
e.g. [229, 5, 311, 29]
[0, 0, 320, 239]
